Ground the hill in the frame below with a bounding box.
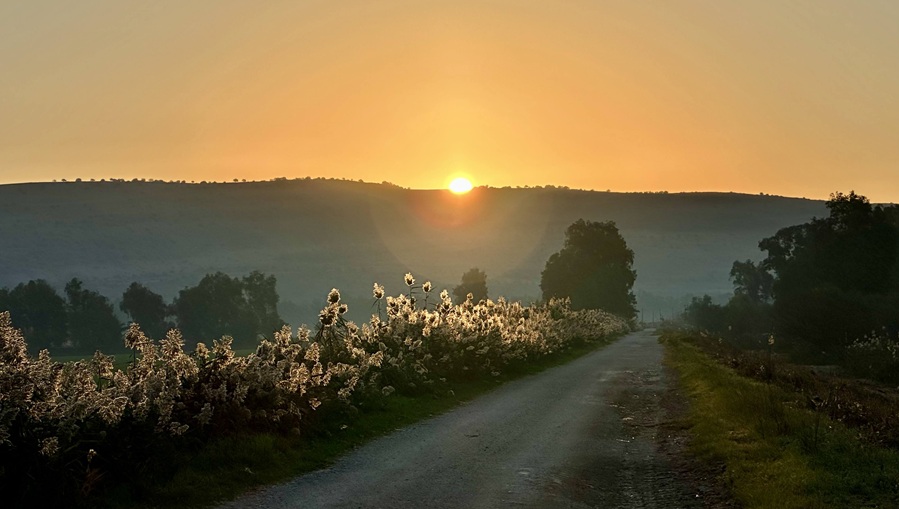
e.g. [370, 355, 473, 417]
[0, 179, 825, 325]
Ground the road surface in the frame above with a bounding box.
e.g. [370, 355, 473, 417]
[219, 329, 700, 508]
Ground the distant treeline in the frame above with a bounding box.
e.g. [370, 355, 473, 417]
[0, 271, 284, 353]
[685, 191, 899, 379]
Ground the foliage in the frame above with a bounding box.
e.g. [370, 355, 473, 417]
[759, 191, 899, 357]
[451, 267, 488, 304]
[171, 271, 284, 349]
[845, 329, 899, 384]
[540, 219, 636, 318]
[729, 259, 773, 304]
[684, 295, 726, 333]
[687, 192, 899, 365]
[120, 282, 170, 340]
[0, 274, 629, 507]
[241, 271, 284, 341]
[0, 280, 67, 351]
[65, 279, 123, 353]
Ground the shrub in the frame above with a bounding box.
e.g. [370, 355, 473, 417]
[0, 274, 629, 505]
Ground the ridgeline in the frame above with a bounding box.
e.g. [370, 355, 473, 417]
[0, 179, 825, 325]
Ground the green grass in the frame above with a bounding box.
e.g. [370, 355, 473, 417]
[97, 334, 623, 509]
[663, 335, 899, 509]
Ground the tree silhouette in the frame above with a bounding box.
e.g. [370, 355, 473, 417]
[452, 268, 488, 304]
[242, 271, 285, 338]
[540, 219, 636, 318]
[758, 191, 899, 356]
[0, 280, 67, 350]
[172, 271, 284, 347]
[729, 260, 773, 304]
[65, 278, 123, 352]
[121, 282, 170, 339]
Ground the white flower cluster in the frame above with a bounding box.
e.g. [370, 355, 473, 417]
[0, 274, 629, 494]
[846, 328, 899, 378]
[351, 277, 629, 390]
[848, 329, 899, 360]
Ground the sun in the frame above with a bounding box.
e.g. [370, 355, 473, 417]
[448, 177, 473, 194]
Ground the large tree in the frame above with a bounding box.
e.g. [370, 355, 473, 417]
[120, 282, 170, 339]
[452, 268, 488, 304]
[759, 191, 899, 356]
[65, 278, 123, 352]
[172, 271, 284, 347]
[540, 219, 636, 318]
[730, 260, 774, 304]
[242, 271, 285, 338]
[1, 280, 68, 351]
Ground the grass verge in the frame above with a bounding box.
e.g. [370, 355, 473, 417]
[99, 333, 624, 509]
[662, 334, 899, 508]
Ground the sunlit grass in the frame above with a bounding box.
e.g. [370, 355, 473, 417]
[664, 335, 899, 508]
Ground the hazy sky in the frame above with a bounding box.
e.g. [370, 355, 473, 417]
[2, 1, 899, 201]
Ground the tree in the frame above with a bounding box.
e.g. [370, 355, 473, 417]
[757, 191, 899, 357]
[452, 268, 488, 304]
[761, 191, 898, 296]
[172, 271, 284, 347]
[1, 280, 68, 351]
[540, 219, 636, 318]
[65, 278, 123, 352]
[242, 271, 285, 337]
[120, 282, 170, 339]
[684, 295, 726, 332]
[729, 260, 773, 304]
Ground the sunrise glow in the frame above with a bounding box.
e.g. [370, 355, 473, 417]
[2, 2, 899, 201]
[448, 178, 473, 194]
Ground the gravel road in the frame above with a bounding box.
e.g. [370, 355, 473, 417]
[219, 329, 701, 509]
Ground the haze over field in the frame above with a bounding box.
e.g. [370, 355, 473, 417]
[0, 180, 825, 325]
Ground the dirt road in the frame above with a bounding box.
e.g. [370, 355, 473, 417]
[219, 329, 701, 508]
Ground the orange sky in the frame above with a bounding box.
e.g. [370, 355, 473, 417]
[2, 1, 899, 201]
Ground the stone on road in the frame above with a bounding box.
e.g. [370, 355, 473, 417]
[219, 329, 700, 509]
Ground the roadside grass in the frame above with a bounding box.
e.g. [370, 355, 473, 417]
[663, 335, 899, 508]
[97, 333, 624, 509]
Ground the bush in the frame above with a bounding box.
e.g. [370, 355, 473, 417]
[0, 274, 629, 506]
[845, 329, 899, 383]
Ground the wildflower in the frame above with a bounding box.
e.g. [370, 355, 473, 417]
[328, 288, 341, 304]
[195, 342, 210, 360]
[87, 448, 97, 463]
[373, 283, 385, 299]
[338, 303, 349, 315]
[197, 403, 214, 425]
[404, 272, 415, 286]
[39, 437, 59, 457]
[768, 334, 775, 346]
[124, 323, 147, 350]
[422, 281, 432, 293]
[320, 308, 336, 327]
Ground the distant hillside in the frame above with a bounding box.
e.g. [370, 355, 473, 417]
[0, 180, 825, 325]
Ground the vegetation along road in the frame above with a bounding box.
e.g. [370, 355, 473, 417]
[220, 330, 699, 509]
